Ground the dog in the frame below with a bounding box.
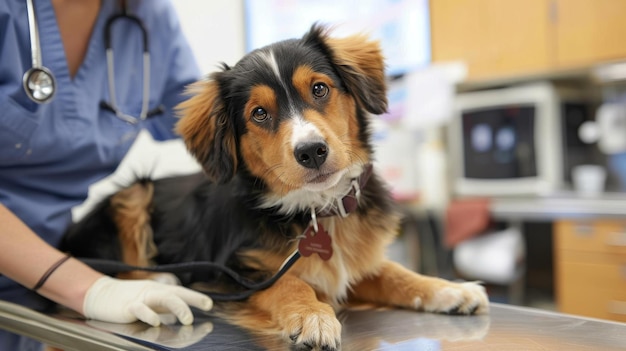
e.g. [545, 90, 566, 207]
[62, 25, 488, 350]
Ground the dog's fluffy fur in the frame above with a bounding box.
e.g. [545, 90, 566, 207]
[62, 25, 488, 350]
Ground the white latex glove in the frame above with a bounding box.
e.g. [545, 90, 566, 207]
[83, 276, 213, 327]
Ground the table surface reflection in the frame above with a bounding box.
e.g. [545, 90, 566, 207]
[1, 301, 625, 350]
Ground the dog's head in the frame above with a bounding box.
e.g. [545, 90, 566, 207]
[176, 25, 387, 211]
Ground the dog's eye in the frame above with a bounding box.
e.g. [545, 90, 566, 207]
[251, 107, 270, 123]
[312, 83, 329, 99]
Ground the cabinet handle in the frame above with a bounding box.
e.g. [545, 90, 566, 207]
[573, 223, 594, 236]
[606, 232, 626, 247]
[549, 0, 558, 24]
[608, 300, 626, 315]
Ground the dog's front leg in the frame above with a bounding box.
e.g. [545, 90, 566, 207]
[348, 260, 489, 315]
[249, 274, 342, 351]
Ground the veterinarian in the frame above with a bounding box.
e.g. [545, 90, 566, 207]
[0, 0, 214, 349]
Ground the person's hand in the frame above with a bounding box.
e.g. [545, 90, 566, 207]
[83, 276, 213, 327]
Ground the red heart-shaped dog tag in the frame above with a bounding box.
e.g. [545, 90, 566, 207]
[298, 223, 333, 260]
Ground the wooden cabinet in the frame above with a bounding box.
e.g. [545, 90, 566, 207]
[430, 0, 552, 81]
[430, 0, 626, 81]
[554, 0, 626, 68]
[554, 219, 626, 322]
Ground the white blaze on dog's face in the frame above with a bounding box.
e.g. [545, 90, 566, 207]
[176, 26, 387, 212]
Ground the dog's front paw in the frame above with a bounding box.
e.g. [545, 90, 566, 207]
[421, 281, 489, 315]
[282, 304, 342, 351]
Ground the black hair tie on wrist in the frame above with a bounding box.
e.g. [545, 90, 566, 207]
[32, 253, 72, 292]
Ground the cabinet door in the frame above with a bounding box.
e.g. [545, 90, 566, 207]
[557, 260, 626, 322]
[555, 220, 626, 255]
[554, 219, 626, 323]
[555, 0, 626, 68]
[430, 0, 552, 81]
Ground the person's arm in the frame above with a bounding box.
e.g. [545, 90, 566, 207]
[0, 204, 212, 326]
[0, 204, 100, 313]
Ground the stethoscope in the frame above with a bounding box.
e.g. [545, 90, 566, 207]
[23, 0, 55, 103]
[81, 250, 302, 301]
[23, 0, 163, 123]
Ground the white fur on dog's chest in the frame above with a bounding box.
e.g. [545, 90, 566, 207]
[299, 218, 353, 302]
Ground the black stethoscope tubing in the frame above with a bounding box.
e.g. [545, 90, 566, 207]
[79, 250, 302, 301]
[100, 10, 164, 123]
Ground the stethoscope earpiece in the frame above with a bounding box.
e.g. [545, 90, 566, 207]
[22, 66, 56, 104]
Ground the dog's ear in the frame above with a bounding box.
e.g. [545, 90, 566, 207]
[175, 77, 237, 183]
[304, 25, 388, 115]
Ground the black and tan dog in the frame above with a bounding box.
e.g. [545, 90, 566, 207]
[62, 25, 488, 350]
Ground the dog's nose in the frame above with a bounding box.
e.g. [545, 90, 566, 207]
[294, 142, 328, 169]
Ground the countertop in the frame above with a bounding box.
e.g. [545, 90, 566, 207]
[1, 301, 625, 350]
[489, 191, 626, 221]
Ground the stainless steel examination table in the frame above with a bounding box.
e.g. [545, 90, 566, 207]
[0, 301, 625, 350]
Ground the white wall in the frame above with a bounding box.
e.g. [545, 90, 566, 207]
[171, 0, 246, 75]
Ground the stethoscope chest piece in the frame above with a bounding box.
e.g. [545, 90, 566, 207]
[24, 0, 56, 104]
[23, 66, 56, 104]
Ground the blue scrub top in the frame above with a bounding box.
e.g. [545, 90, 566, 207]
[0, 0, 201, 306]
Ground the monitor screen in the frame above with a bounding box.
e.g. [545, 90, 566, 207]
[462, 105, 538, 179]
[244, 0, 430, 76]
